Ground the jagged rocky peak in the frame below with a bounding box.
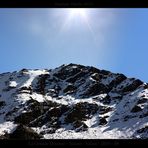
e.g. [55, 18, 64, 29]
[0, 64, 147, 139]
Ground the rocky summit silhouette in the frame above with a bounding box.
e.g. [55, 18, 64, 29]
[0, 64, 147, 139]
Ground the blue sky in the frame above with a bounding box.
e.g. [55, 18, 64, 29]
[0, 8, 148, 82]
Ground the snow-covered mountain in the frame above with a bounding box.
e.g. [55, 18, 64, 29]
[0, 63, 147, 139]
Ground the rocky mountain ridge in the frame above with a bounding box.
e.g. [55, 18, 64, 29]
[0, 63, 147, 139]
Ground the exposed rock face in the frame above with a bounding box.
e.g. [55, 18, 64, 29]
[0, 63, 147, 139]
[99, 117, 108, 125]
[131, 105, 143, 113]
[9, 124, 42, 139]
[83, 82, 109, 97]
[65, 102, 99, 123]
[122, 79, 143, 93]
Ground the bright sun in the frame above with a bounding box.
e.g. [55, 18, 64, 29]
[68, 8, 87, 18]
[60, 8, 95, 37]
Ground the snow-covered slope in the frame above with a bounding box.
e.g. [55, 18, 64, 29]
[0, 64, 147, 139]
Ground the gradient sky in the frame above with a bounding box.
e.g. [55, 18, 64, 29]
[0, 8, 148, 82]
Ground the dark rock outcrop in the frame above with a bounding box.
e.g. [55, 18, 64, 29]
[73, 120, 88, 132]
[131, 105, 143, 113]
[84, 82, 109, 97]
[63, 84, 77, 94]
[0, 101, 5, 108]
[122, 79, 143, 93]
[9, 124, 42, 139]
[65, 102, 99, 123]
[34, 74, 50, 95]
[99, 117, 108, 125]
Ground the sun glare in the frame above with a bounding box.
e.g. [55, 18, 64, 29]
[68, 8, 87, 18]
[60, 8, 96, 41]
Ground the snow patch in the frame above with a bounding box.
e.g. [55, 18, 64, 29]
[9, 81, 17, 87]
[0, 122, 17, 136]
